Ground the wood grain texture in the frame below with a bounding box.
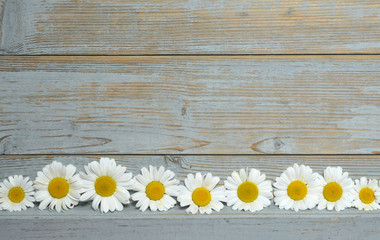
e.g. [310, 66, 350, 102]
[2, 206, 380, 240]
[1, 155, 380, 181]
[1, 56, 380, 154]
[1, 0, 380, 55]
[1, 155, 380, 240]
[2, 0, 379, 238]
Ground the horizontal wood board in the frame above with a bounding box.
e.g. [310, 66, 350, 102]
[2, 209, 380, 240]
[1, 155, 380, 180]
[1, 206, 380, 240]
[1, 0, 380, 55]
[1, 56, 380, 154]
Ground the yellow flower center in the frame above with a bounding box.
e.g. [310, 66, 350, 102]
[237, 181, 259, 203]
[192, 187, 211, 207]
[287, 180, 308, 201]
[359, 187, 375, 204]
[145, 181, 165, 200]
[95, 176, 117, 197]
[323, 182, 343, 202]
[8, 187, 25, 203]
[48, 177, 69, 199]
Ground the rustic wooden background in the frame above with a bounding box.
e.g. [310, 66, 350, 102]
[1, 0, 380, 239]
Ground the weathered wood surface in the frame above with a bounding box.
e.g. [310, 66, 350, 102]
[1, 155, 380, 180]
[1, 56, 380, 154]
[2, 206, 380, 240]
[1, 0, 380, 55]
[1, 0, 380, 238]
[1, 155, 380, 239]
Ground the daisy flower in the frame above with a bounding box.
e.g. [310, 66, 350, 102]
[224, 168, 272, 212]
[131, 166, 179, 212]
[317, 167, 354, 211]
[177, 173, 226, 214]
[273, 163, 322, 211]
[352, 177, 380, 211]
[80, 157, 134, 213]
[34, 161, 81, 212]
[0, 175, 35, 211]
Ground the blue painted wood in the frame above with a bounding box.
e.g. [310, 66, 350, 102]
[1, 205, 380, 240]
[1, 0, 380, 55]
[1, 56, 380, 154]
[1, 0, 379, 239]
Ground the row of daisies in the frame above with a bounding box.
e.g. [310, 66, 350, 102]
[0, 157, 379, 213]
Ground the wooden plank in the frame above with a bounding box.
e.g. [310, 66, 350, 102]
[1, 56, 380, 154]
[1, 155, 380, 240]
[1, 155, 380, 181]
[1, 0, 380, 55]
[2, 206, 380, 240]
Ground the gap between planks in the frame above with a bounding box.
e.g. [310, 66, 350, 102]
[2, 53, 380, 57]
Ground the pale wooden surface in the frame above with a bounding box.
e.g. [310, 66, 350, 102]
[1, 0, 380, 55]
[1, 155, 380, 182]
[1, 0, 380, 239]
[2, 206, 380, 240]
[3, 207, 380, 240]
[1, 56, 380, 154]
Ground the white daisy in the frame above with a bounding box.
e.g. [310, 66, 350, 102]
[352, 177, 380, 211]
[34, 161, 81, 212]
[317, 167, 354, 211]
[224, 168, 272, 212]
[80, 157, 134, 213]
[177, 173, 226, 214]
[273, 163, 322, 211]
[131, 166, 179, 212]
[0, 175, 35, 212]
